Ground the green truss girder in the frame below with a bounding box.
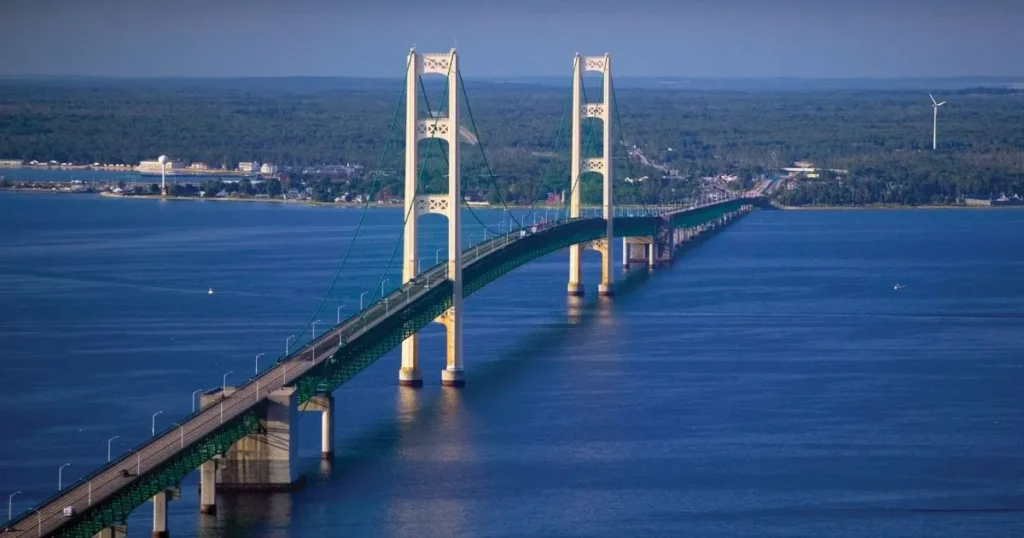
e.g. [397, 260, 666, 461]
[669, 199, 749, 229]
[612, 216, 661, 237]
[53, 411, 261, 538]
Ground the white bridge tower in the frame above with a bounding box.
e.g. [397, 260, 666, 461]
[399, 48, 465, 388]
[567, 53, 614, 297]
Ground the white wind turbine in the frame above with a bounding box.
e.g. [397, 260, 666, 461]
[930, 93, 946, 151]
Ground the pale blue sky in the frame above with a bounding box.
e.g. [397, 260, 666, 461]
[1, 0, 1021, 77]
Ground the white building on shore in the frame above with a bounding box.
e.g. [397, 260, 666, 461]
[238, 161, 260, 173]
[259, 163, 278, 175]
[138, 158, 182, 173]
[0, 159, 24, 167]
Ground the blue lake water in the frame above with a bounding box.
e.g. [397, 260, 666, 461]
[1, 192, 1022, 537]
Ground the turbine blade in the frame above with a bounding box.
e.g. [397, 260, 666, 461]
[929, 93, 937, 105]
[937, 101, 947, 106]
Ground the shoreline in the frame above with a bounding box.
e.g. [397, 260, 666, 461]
[8, 190, 1021, 211]
[95, 191, 572, 210]
[99, 191, 381, 208]
[0, 163, 246, 176]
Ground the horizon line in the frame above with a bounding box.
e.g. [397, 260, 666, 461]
[0, 74, 1022, 81]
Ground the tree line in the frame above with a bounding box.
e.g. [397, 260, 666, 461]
[0, 79, 1021, 206]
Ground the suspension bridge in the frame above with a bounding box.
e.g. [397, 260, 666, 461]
[1, 49, 761, 538]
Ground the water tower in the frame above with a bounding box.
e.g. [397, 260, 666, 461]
[158, 155, 168, 196]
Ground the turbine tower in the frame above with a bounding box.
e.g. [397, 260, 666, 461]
[158, 154, 168, 196]
[930, 94, 946, 151]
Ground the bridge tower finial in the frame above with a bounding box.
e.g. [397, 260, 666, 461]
[568, 52, 615, 297]
[400, 49, 465, 388]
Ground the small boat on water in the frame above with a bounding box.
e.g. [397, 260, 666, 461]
[893, 283, 905, 291]
[208, 287, 215, 295]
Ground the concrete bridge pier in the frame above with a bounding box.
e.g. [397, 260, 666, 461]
[199, 460, 217, 515]
[197, 388, 233, 515]
[586, 239, 614, 296]
[437, 308, 466, 387]
[567, 246, 585, 297]
[196, 385, 302, 507]
[623, 238, 652, 269]
[597, 246, 614, 297]
[219, 386, 302, 491]
[93, 525, 127, 538]
[301, 393, 335, 460]
[151, 488, 178, 538]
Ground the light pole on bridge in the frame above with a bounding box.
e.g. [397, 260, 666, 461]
[286, 335, 296, 355]
[191, 389, 205, 413]
[222, 371, 233, 392]
[8, 491, 21, 523]
[255, 353, 265, 375]
[312, 320, 322, 339]
[151, 410, 163, 437]
[58, 463, 71, 491]
[107, 435, 119, 462]
[435, 249, 442, 265]
[381, 279, 389, 299]
[336, 304, 345, 324]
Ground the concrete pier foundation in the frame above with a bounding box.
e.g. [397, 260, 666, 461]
[398, 366, 423, 388]
[219, 387, 302, 491]
[441, 368, 465, 387]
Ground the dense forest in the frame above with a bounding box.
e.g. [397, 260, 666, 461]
[0, 78, 1022, 206]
